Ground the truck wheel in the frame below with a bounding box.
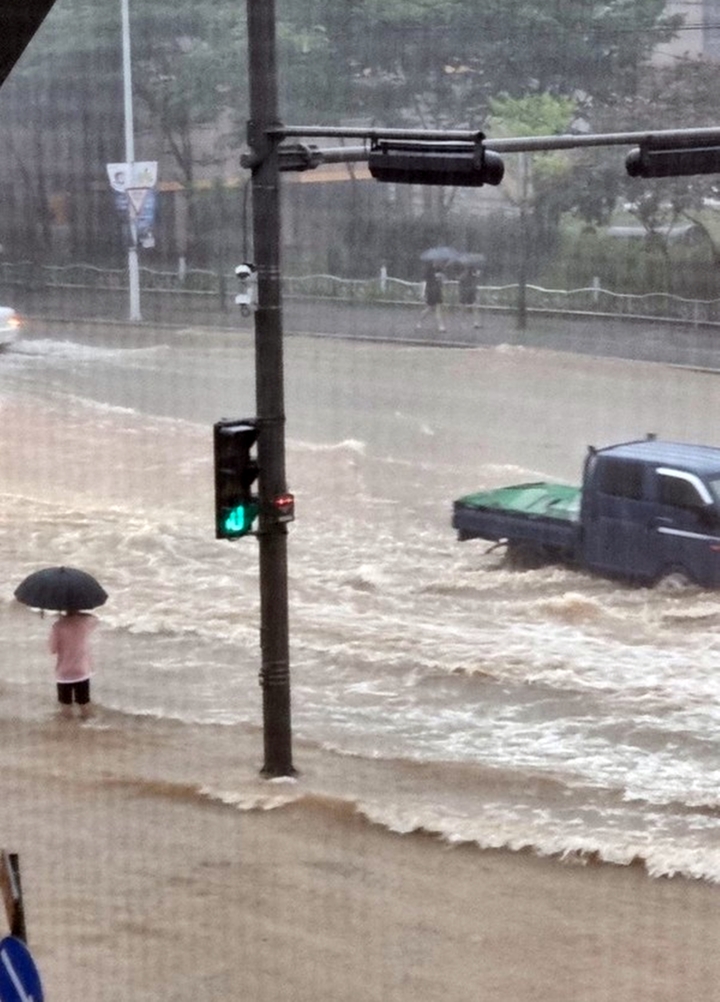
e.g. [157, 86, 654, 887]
[655, 568, 694, 592]
[504, 541, 550, 570]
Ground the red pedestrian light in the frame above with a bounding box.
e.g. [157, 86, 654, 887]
[271, 493, 295, 523]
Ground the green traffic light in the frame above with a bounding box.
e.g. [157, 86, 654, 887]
[222, 502, 258, 536]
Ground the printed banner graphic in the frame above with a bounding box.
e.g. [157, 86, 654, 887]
[106, 162, 159, 248]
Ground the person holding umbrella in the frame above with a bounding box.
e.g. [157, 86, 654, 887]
[14, 566, 107, 720]
[50, 609, 98, 720]
[416, 262, 446, 333]
[458, 265, 481, 329]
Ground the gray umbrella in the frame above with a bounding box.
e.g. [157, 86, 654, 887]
[457, 252, 486, 267]
[14, 566, 108, 612]
[420, 246, 461, 264]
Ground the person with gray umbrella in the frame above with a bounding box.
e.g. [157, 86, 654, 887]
[14, 566, 107, 720]
[416, 262, 446, 333]
[458, 265, 481, 328]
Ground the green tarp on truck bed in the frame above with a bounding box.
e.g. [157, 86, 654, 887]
[456, 482, 581, 522]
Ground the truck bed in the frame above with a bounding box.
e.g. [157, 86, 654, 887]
[452, 481, 581, 552]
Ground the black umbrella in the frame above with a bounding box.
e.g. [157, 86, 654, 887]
[14, 566, 108, 612]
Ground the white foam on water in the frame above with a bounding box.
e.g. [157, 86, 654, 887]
[4, 331, 720, 880]
[7, 337, 169, 362]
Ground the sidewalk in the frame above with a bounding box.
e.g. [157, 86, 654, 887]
[14, 283, 720, 370]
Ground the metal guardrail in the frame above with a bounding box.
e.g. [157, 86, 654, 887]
[2, 260, 720, 326]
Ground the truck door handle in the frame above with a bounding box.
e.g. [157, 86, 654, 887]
[650, 516, 673, 529]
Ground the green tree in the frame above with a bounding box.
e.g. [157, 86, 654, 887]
[280, 0, 681, 129]
[565, 57, 720, 292]
[487, 93, 577, 326]
[0, 1, 123, 258]
[131, 1, 246, 187]
[0, 0, 248, 260]
[0, 0, 688, 268]
[272, 0, 682, 252]
[4, 0, 246, 184]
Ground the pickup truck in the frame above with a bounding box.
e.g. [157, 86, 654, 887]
[452, 437, 720, 587]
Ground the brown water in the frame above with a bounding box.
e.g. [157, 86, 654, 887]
[1, 324, 720, 881]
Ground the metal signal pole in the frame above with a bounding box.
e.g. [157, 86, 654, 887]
[245, 0, 295, 777]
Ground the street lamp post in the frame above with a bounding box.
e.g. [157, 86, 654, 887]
[121, 0, 141, 321]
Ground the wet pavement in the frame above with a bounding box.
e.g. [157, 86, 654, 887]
[10, 283, 720, 371]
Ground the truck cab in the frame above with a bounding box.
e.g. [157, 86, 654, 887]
[581, 440, 720, 586]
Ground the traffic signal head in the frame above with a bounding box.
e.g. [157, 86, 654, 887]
[368, 138, 504, 187]
[213, 419, 259, 539]
[626, 142, 720, 179]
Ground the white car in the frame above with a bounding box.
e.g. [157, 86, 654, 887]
[0, 306, 20, 347]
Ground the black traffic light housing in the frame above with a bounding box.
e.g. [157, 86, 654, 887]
[213, 418, 259, 539]
[626, 140, 720, 179]
[368, 136, 504, 187]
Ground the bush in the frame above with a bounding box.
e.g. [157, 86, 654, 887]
[545, 227, 720, 299]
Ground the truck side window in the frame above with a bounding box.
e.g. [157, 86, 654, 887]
[596, 459, 644, 500]
[658, 474, 704, 510]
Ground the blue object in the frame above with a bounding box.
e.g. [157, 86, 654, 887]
[453, 438, 720, 587]
[0, 937, 43, 1002]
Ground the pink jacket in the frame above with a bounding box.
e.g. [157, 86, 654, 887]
[49, 613, 97, 683]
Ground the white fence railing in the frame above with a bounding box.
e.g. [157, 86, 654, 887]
[2, 261, 720, 326]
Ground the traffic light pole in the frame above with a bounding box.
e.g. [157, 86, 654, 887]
[246, 0, 295, 778]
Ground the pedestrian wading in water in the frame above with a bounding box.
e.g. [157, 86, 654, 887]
[50, 610, 98, 719]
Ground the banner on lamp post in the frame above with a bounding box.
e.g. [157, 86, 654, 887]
[106, 161, 159, 248]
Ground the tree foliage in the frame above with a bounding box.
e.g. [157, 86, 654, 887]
[3, 0, 684, 171]
[2, 0, 246, 186]
[567, 58, 720, 235]
[0, 0, 700, 272]
[278, 0, 681, 128]
[488, 94, 577, 188]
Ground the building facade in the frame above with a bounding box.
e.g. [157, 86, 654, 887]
[654, 0, 720, 63]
